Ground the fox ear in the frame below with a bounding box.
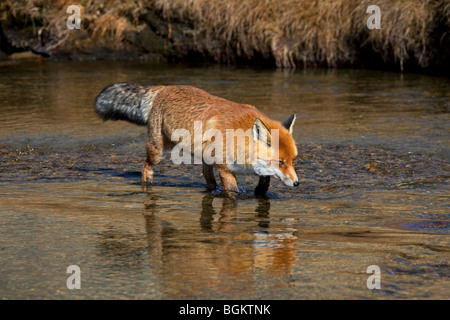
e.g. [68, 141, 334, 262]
[253, 118, 271, 147]
[282, 114, 296, 134]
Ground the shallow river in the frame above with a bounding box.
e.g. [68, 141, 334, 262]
[0, 60, 448, 299]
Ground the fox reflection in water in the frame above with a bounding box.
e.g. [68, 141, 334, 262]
[142, 194, 297, 293]
[198, 195, 271, 232]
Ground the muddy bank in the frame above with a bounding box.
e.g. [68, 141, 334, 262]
[1, 0, 449, 74]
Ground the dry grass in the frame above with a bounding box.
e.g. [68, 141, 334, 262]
[0, 0, 144, 51]
[154, 0, 449, 70]
[1, 0, 448, 71]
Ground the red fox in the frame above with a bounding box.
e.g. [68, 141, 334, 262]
[95, 83, 299, 196]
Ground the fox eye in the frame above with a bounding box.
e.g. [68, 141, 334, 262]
[278, 161, 285, 167]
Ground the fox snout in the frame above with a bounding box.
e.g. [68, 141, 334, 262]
[278, 161, 300, 187]
[253, 159, 299, 187]
[281, 173, 299, 187]
[283, 179, 300, 187]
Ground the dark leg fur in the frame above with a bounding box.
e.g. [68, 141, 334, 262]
[203, 162, 218, 190]
[255, 176, 270, 196]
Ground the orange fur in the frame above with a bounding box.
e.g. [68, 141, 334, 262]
[96, 84, 299, 196]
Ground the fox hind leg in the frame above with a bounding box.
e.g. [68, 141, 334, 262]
[142, 159, 155, 185]
[203, 162, 218, 191]
[142, 123, 163, 185]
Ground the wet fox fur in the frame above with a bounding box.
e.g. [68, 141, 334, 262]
[95, 83, 299, 196]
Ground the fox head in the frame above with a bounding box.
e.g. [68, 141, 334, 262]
[251, 114, 299, 187]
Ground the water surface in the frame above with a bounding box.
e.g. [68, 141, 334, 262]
[0, 60, 448, 299]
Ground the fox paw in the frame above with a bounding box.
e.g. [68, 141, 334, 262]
[209, 186, 223, 195]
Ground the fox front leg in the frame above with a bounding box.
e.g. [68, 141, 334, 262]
[216, 166, 240, 197]
[254, 176, 270, 197]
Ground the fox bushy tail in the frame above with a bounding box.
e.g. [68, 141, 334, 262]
[95, 82, 156, 126]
